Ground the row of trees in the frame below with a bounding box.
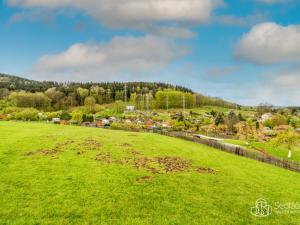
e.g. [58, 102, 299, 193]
[1, 86, 238, 111]
[0, 74, 238, 109]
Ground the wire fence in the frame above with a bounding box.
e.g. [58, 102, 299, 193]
[159, 131, 300, 173]
[80, 124, 300, 173]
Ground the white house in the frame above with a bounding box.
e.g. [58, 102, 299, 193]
[52, 118, 60, 124]
[125, 105, 135, 112]
[259, 113, 273, 123]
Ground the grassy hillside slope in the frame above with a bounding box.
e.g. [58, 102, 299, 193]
[0, 122, 299, 225]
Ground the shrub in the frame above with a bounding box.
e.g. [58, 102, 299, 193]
[44, 111, 60, 120]
[264, 119, 274, 129]
[113, 100, 125, 113]
[82, 114, 94, 122]
[59, 111, 71, 120]
[12, 108, 39, 121]
[71, 111, 83, 124]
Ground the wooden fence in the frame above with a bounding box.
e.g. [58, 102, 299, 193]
[158, 131, 300, 173]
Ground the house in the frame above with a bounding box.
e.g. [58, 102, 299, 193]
[109, 117, 117, 122]
[162, 122, 171, 129]
[259, 113, 273, 123]
[52, 118, 61, 124]
[144, 119, 154, 127]
[125, 105, 135, 112]
[125, 119, 132, 123]
[101, 119, 110, 125]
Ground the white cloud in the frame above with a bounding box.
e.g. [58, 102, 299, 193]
[31, 35, 188, 81]
[235, 22, 300, 64]
[6, 0, 225, 40]
[7, 0, 223, 36]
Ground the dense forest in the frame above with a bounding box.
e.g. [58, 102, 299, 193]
[0, 73, 238, 111]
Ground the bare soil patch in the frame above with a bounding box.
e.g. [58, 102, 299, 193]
[134, 156, 192, 174]
[195, 167, 217, 174]
[22, 151, 36, 156]
[23, 149, 61, 156]
[120, 143, 132, 147]
[95, 152, 113, 164]
[38, 149, 61, 155]
[80, 138, 102, 150]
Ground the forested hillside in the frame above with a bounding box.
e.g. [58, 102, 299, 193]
[0, 73, 238, 110]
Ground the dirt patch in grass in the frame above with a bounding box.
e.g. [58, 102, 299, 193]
[123, 149, 141, 156]
[38, 149, 61, 155]
[95, 152, 113, 164]
[80, 138, 102, 150]
[60, 140, 76, 146]
[130, 150, 141, 155]
[117, 157, 134, 165]
[23, 149, 61, 156]
[93, 150, 217, 176]
[134, 156, 192, 174]
[22, 151, 36, 156]
[136, 176, 153, 183]
[120, 143, 132, 147]
[155, 157, 192, 173]
[195, 167, 217, 174]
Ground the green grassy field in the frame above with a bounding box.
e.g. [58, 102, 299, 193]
[1, 121, 300, 225]
[222, 139, 300, 162]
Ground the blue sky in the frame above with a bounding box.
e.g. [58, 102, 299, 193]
[1, 0, 300, 106]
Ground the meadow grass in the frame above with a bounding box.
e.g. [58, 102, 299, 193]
[0, 121, 300, 225]
[223, 139, 300, 162]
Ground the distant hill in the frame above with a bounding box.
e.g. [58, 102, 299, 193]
[0, 73, 238, 108]
[0, 73, 192, 93]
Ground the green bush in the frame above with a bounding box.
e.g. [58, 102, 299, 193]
[44, 111, 60, 120]
[71, 111, 83, 124]
[82, 114, 94, 122]
[59, 111, 71, 120]
[12, 108, 39, 121]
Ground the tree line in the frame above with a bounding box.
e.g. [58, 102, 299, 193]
[0, 73, 238, 110]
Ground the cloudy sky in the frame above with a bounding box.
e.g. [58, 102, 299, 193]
[1, 0, 300, 106]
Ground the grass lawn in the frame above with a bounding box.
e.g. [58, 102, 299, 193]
[222, 139, 300, 163]
[1, 121, 300, 225]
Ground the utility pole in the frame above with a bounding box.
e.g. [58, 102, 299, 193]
[166, 91, 169, 111]
[146, 94, 149, 111]
[183, 94, 185, 114]
[124, 84, 127, 105]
